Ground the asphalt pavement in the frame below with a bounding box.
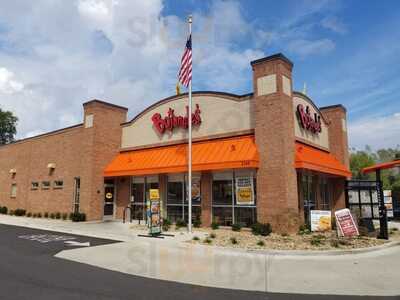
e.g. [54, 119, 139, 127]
[0, 224, 396, 300]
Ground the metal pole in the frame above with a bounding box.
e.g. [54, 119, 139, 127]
[376, 169, 388, 239]
[188, 15, 193, 233]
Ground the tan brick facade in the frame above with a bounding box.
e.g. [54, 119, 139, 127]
[0, 53, 350, 232]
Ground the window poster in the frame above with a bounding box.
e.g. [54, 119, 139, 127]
[235, 177, 254, 205]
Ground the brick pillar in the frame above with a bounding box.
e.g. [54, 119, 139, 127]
[201, 172, 212, 227]
[320, 105, 349, 168]
[251, 53, 300, 233]
[115, 176, 130, 219]
[320, 105, 350, 213]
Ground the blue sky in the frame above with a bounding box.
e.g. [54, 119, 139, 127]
[0, 0, 399, 150]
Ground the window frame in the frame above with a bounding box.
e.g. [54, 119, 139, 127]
[10, 183, 17, 198]
[41, 181, 51, 190]
[54, 180, 64, 189]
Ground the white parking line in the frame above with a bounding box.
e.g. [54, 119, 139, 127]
[18, 234, 77, 244]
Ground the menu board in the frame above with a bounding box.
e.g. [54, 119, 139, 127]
[384, 190, 393, 218]
[149, 189, 161, 235]
[310, 210, 332, 232]
[235, 177, 254, 205]
[335, 208, 359, 237]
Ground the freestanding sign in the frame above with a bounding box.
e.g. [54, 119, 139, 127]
[149, 189, 161, 236]
[310, 210, 332, 232]
[335, 208, 359, 237]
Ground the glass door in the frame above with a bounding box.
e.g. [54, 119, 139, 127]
[104, 179, 115, 219]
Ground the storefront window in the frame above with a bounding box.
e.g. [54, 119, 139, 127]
[212, 170, 256, 227]
[131, 176, 159, 220]
[319, 177, 330, 210]
[302, 173, 316, 225]
[166, 173, 201, 223]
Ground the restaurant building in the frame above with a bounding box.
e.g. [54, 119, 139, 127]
[0, 53, 351, 232]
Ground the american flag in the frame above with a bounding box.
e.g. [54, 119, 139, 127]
[178, 34, 192, 88]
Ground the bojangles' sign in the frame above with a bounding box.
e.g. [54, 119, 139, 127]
[297, 103, 322, 134]
[151, 104, 201, 134]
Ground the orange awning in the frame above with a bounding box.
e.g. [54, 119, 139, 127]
[104, 135, 259, 177]
[295, 142, 351, 178]
[363, 160, 400, 174]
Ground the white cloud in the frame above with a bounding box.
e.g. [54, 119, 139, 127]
[0, 67, 24, 94]
[0, 0, 266, 139]
[349, 112, 400, 150]
[287, 38, 335, 56]
[321, 16, 347, 34]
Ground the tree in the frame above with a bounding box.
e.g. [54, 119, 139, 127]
[0, 109, 18, 144]
[349, 151, 375, 180]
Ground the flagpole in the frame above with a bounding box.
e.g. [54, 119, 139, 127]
[188, 14, 193, 233]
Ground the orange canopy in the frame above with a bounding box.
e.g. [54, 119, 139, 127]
[362, 160, 400, 174]
[295, 142, 351, 178]
[104, 135, 259, 177]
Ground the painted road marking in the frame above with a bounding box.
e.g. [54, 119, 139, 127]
[18, 234, 77, 244]
[64, 241, 91, 247]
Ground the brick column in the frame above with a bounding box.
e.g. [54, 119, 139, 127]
[251, 53, 300, 233]
[320, 105, 350, 213]
[200, 172, 212, 227]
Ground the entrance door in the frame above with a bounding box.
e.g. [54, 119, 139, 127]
[104, 179, 115, 219]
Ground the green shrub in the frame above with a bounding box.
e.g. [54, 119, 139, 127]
[14, 209, 26, 216]
[298, 224, 311, 235]
[231, 223, 242, 232]
[310, 234, 325, 246]
[193, 218, 201, 228]
[50, 213, 55, 219]
[209, 232, 216, 239]
[70, 212, 86, 222]
[62, 213, 68, 220]
[32, 213, 37, 218]
[55, 212, 61, 219]
[175, 219, 187, 229]
[281, 232, 288, 237]
[204, 237, 212, 244]
[162, 218, 171, 231]
[27, 212, 32, 217]
[230, 237, 238, 245]
[44, 212, 49, 218]
[251, 222, 272, 236]
[0, 206, 8, 214]
[257, 240, 265, 246]
[211, 222, 219, 230]
[330, 239, 339, 248]
[37, 213, 42, 218]
[193, 236, 200, 241]
[9, 210, 15, 216]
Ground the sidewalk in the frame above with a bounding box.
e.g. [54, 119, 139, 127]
[2, 215, 400, 296]
[0, 214, 206, 242]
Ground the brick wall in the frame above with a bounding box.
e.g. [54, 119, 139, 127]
[0, 100, 127, 220]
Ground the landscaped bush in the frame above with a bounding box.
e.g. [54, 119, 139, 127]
[14, 209, 26, 216]
[211, 222, 219, 230]
[257, 240, 265, 246]
[32, 213, 37, 218]
[44, 212, 49, 218]
[298, 224, 311, 235]
[203, 237, 212, 244]
[193, 236, 200, 241]
[230, 237, 238, 245]
[231, 223, 242, 232]
[27, 212, 32, 217]
[70, 212, 86, 222]
[193, 218, 201, 228]
[0, 206, 8, 214]
[62, 213, 68, 220]
[310, 234, 325, 246]
[209, 232, 216, 239]
[55, 212, 61, 219]
[37, 213, 42, 218]
[50, 213, 55, 219]
[175, 219, 187, 229]
[251, 222, 272, 236]
[162, 218, 171, 231]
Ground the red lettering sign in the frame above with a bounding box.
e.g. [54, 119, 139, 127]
[151, 104, 201, 134]
[297, 104, 322, 134]
[335, 208, 359, 237]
